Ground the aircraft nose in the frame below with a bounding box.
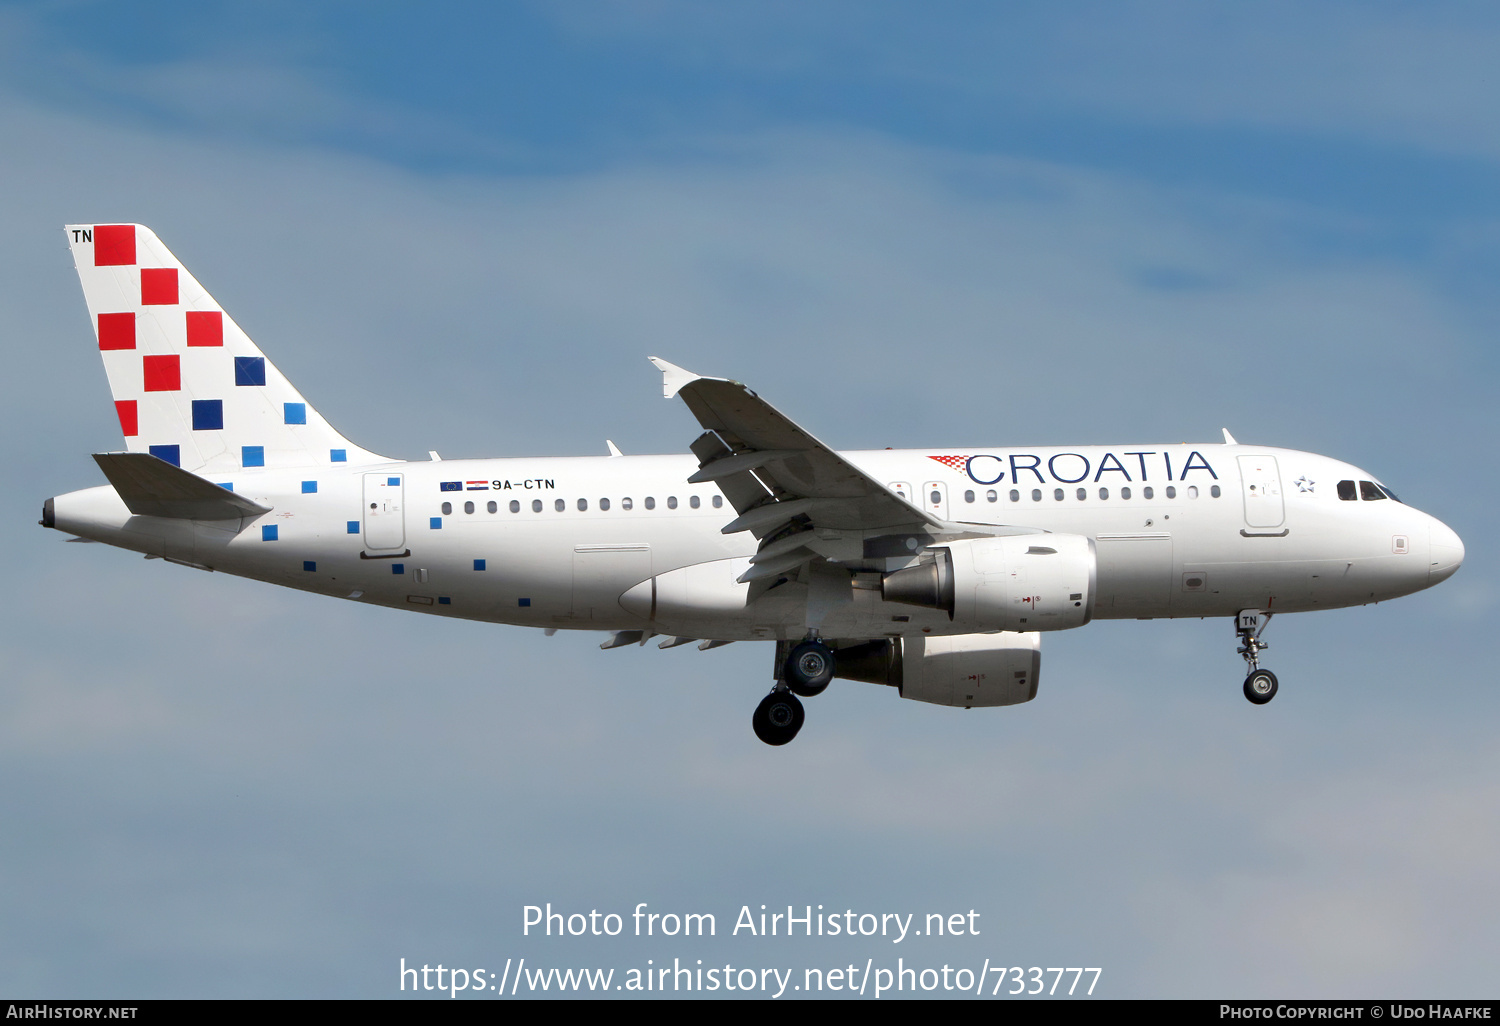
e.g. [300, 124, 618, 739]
[1429, 520, 1465, 584]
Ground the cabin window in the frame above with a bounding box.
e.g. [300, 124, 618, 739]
[1187, 486, 1199, 499]
[1054, 488, 1064, 501]
[441, 502, 452, 515]
[554, 498, 565, 512]
[577, 498, 588, 511]
[1032, 489, 1042, 502]
[964, 490, 975, 503]
[487, 501, 498, 513]
[464, 501, 475, 514]
[1360, 480, 1386, 501]
[532, 499, 543, 512]
[623, 497, 633, 510]
[600, 498, 610, 511]
[690, 495, 700, 508]
[1210, 485, 1221, 498]
[986, 489, 997, 503]
[1099, 488, 1109, 500]
[1121, 487, 1132, 499]
[1165, 486, 1177, 499]
[645, 497, 656, 510]
[510, 500, 520, 513]
[667, 496, 678, 509]
[1009, 489, 1020, 502]
[1143, 486, 1154, 499]
[930, 490, 941, 505]
[712, 495, 723, 508]
[1337, 480, 1357, 501]
[1076, 488, 1086, 501]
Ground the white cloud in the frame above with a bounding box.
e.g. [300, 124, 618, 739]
[545, 1, 1500, 162]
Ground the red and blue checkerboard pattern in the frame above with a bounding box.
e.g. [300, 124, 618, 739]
[71, 223, 382, 474]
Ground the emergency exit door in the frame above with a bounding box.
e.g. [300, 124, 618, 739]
[922, 480, 949, 519]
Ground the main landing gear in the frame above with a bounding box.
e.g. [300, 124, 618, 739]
[1236, 609, 1278, 705]
[784, 639, 834, 697]
[752, 689, 805, 746]
[751, 638, 837, 745]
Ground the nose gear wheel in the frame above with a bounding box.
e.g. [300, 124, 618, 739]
[1244, 669, 1279, 705]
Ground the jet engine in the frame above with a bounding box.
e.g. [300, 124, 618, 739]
[881, 534, 1096, 631]
[827, 631, 1041, 708]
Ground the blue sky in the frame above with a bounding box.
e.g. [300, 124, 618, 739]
[2, 0, 1496, 999]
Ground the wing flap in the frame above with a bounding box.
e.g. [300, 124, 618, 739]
[689, 431, 774, 515]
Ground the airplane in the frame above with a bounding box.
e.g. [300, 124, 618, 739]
[41, 224, 1466, 746]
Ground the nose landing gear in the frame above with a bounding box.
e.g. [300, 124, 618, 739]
[1236, 609, 1278, 705]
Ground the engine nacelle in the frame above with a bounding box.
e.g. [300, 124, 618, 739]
[883, 534, 1096, 631]
[902, 632, 1041, 708]
[828, 632, 1041, 708]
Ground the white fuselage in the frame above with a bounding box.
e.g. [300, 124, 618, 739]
[48, 443, 1463, 642]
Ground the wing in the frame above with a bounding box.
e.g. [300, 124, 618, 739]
[650, 358, 1039, 585]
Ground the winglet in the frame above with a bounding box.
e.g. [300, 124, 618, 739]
[1222, 428, 1238, 445]
[648, 357, 699, 399]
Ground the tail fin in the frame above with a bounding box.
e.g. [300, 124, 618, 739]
[65, 223, 390, 473]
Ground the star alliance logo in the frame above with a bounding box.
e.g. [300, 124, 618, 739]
[1294, 476, 1315, 493]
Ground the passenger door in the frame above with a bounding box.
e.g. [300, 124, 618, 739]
[363, 473, 406, 552]
[1237, 456, 1285, 529]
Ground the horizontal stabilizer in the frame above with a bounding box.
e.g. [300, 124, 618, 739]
[93, 452, 271, 520]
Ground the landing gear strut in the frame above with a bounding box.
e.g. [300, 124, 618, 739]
[1236, 609, 1278, 705]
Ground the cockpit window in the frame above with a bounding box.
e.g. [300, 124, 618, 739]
[1337, 480, 1357, 501]
[1360, 480, 1386, 501]
[1379, 484, 1402, 503]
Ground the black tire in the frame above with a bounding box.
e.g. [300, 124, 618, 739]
[784, 641, 835, 697]
[752, 691, 805, 746]
[1243, 669, 1279, 705]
